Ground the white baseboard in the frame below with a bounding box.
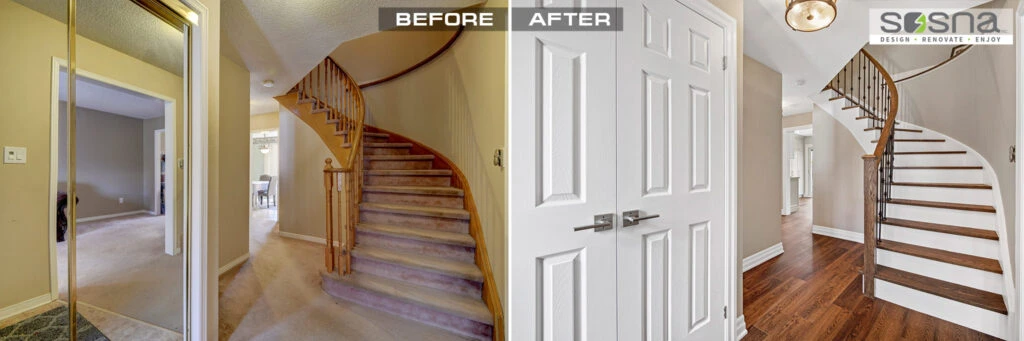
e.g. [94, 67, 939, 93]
[781, 207, 790, 216]
[812, 225, 863, 243]
[743, 243, 784, 272]
[218, 253, 250, 276]
[735, 315, 748, 340]
[278, 230, 341, 247]
[77, 210, 149, 223]
[0, 294, 52, 321]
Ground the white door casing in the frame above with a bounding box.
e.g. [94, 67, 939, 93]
[508, 0, 619, 340]
[615, 1, 727, 340]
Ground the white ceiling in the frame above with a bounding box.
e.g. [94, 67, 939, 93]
[744, 0, 989, 115]
[222, 0, 484, 115]
[59, 71, 167, 120]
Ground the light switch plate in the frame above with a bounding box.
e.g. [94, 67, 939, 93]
[3, 146, 26, 164]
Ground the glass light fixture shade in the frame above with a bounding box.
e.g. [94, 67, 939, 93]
[786, 0, 837, 32]
[259, 145, 271, 154]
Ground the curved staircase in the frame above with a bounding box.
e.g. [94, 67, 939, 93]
[276, 58, 500, 340]
[821, 49, 1012, 339]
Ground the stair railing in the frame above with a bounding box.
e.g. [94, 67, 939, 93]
[292, 56, 366, 275]
[824, 48, 899, 298]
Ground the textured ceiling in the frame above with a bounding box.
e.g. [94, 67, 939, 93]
[222, 0, 483, 115]
[59, 70, 167, 120]
[13, 0, 185, 77]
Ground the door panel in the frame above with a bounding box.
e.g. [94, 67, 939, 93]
[508, 0, 619, 339]
[617, 1, 727, 340]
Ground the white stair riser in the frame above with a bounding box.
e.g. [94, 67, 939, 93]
[893, 142, 954, 153]
[875, 279, 1007, 339]
[889, 186, 993, 206]
[885, 204, 996, 230]
[892, 169, 983, 183]
[894, 154, 977, 167]
[876, 250, 1003, 294]
[880, 225, 1000, 259]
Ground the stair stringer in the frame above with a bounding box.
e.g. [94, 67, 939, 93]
[275, 92, 354, 166]
[813, 91, 1016, 339]
[360, 124, 504, 341]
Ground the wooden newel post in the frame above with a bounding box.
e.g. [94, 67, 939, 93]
[862, 155, 879, 298]
[324, 158, 336, 273]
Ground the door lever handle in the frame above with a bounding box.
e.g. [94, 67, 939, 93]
[623, 210, 660, 227]
[574, 214, 614, 232]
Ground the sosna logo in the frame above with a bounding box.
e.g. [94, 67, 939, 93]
[869, 9, 1013, 45]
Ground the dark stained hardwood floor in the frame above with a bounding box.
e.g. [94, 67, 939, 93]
[742, 198, 998, 341]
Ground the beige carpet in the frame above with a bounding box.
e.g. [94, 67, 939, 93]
[218, 208, 471, 340]
[58, 214, 183, 333]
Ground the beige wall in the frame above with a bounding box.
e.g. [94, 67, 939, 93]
[58, 105, 146, 218]
[0, 0, 186, 309]
[740, 56, 783, 259]
[812, 107, 865, 233]
[330, 30, 457, 84]
[783, 112, 812, 128]
[278, 109, 336, 238]
[250, 111, 279, 131]
[215, 56, 252, 269]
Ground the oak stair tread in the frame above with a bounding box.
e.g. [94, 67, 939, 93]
[881, 217, 998, 240]
[325, 272, 493, 324]
[886, 198, 996, 213]
[352, 245, 484, 281]
[870, 139, 945, 143]
[893, 151, 966, 155]
[875, 266, 1007, 314]
[365, 142, 413, 148]
[364, 154, 435, 161]
[357, 223, 476, 247]
[362, 185, 464, 196]
[365, 169, 452, 176]
[878, 240, 1002, 274]
[360, 202, 471, 220]
[865, 127, 924, 133]
[892, 166, 982, 170]
[890, 182, 992, 189]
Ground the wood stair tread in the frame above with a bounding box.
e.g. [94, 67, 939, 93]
[870, 139, 945, 143]
[881, 218, 998, 240]
[360, 202, 471, 219]
[886, 198, 996, 213]
[893, 151, 966, 155]
[357, 223, 476, 246]
[352, 246, 484, 281]
[364, 154, 435, 161]
[365, 169, 452, 176]
[362, 185, 464, 196]
[363, 132, 390, 138]
[325, 272, 493, 324]
[892, 166, 982, 170]
[877, 240, 1002, 274]
[865, 127, 923, 133]
[875, 266, 1007, 314]
[365, 142, 413, 148]
[890, 182, 992, 189]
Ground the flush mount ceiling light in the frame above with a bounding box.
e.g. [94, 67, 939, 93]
[786, 0, 837, 32]
[263, 80, 275, 88]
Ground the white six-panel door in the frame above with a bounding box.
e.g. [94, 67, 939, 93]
[615, 1, 727, 340]
[508, 0, 619, 339]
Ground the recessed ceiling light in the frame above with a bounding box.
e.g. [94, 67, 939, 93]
[263, 80, 275, 88]
[796, 79, 806, 86]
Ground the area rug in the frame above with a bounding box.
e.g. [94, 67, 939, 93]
[0, 306, 109, 341]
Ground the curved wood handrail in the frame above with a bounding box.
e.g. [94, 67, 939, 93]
[862, 48, 900, 159]
[894, 45, 972, 84]
[358, 26, 465, 89]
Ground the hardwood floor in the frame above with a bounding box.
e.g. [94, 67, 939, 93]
[742, 198, 998, 341]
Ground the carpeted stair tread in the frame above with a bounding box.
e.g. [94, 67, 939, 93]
[886, 198, 996, 213]
[357, 223, 476, 246]
[363, 185, 464, 196]
[360, 202, 470, 219]
[878, 240, 1002, 273]
[875, 266, 1007, 314]
[365, 169, 453, 176]
[324, 272, 493, 324]
[364, 154, 435, 161]
[881, 218, 998, 240]
[365, 142, 413, 148]
[352, 246, 484, 281]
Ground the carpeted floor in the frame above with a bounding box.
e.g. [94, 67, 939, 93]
[218, 208, 471, 340]
[58, 214, 183, 333]
[0, 306, 107, 341]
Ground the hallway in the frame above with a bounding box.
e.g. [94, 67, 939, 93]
[742, 198, 997, 340]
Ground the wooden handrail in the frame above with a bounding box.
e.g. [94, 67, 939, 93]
[358, 26, 464, 89]
[894, 45, 972, 84]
